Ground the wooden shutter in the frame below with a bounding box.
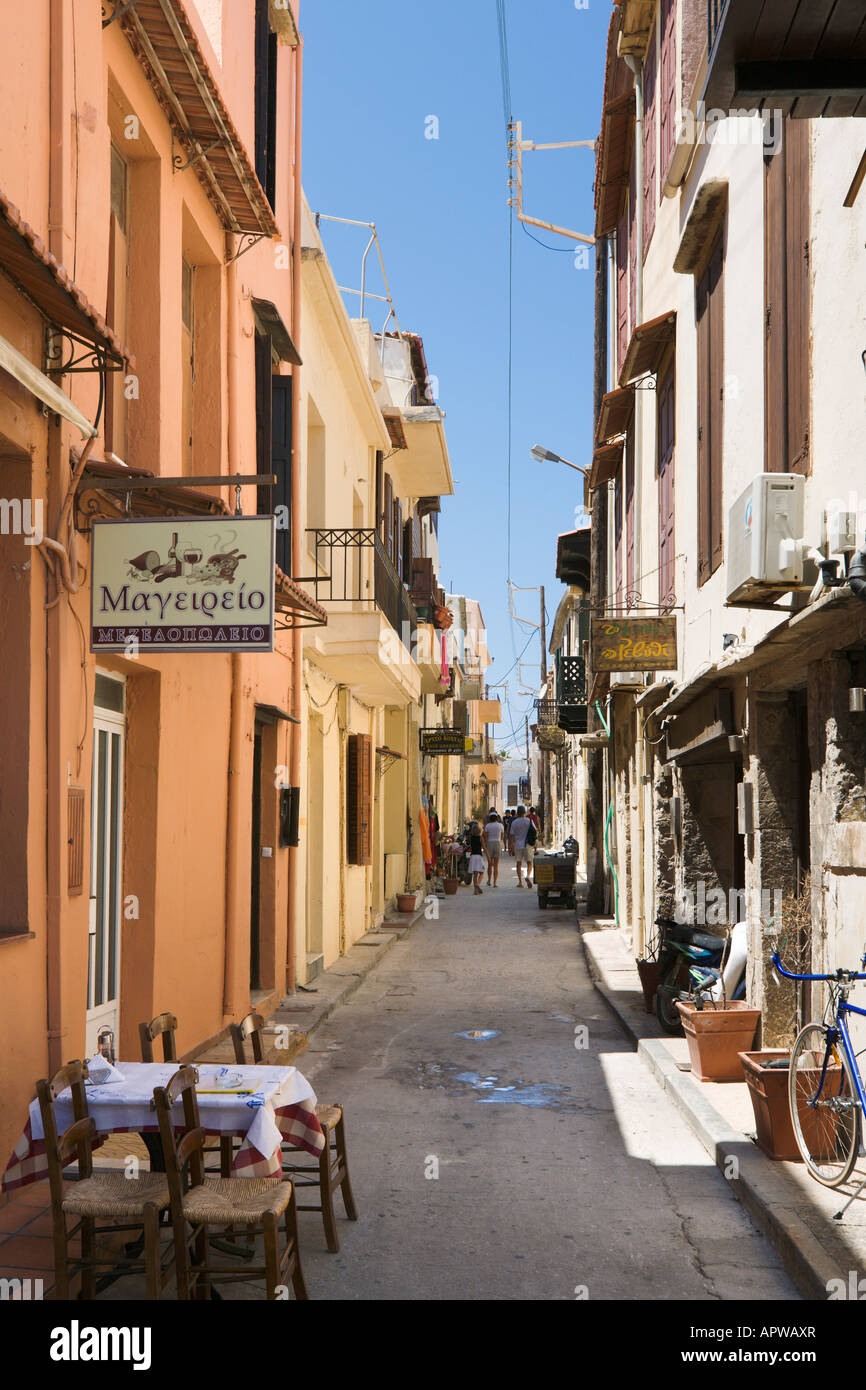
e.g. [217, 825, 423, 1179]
[616, 207, 629, 378]
[696, 260, 711, 584]
[272, 375, 292, 573]
[625, 433, 635, 607]
[393, 496, 403, 570]
[254, 0, 277, 208]
[402, 518, 413, 584]
[708, 236, 725, 572]
[643, 25, 657, 249]
[659, 0, 676, 190]
[255, 332, 272, 515]
[764, 140, 787, 474]
[785, 118, 810, 476]
[375, 451, 383, 535]
[346, 734, 372, 866]
[657, 362, 675, 610]
[614, 468, 624, 613]
[629, 161, 637, 338]
[383, 473, 394, 557]
[67, 787, 85, 895]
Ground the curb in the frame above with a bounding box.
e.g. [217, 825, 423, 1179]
[579, 921, 844, 1301]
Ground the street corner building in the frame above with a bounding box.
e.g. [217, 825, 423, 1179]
[570, 0, 866, 1045]
[0, 0, 495, 1183]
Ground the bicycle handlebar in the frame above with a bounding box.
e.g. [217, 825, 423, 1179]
[771, 951, 866, 984]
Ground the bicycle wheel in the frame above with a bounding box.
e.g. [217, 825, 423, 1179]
[788, 1023, 860, 1187]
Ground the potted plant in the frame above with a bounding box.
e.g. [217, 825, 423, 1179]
[676, 994, 762, 1082]
[738, 875, 814, 1158]
[396, 892, 418, 912]
[635, 922, 661, 1014]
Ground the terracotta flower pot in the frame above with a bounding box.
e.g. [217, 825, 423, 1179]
[635, 958, 660, 1014]
[739, 1049, 843, 1161]
[443, 878, 459, 896]
[675, 999, 761, 1082]
[396, 893, 418, 913]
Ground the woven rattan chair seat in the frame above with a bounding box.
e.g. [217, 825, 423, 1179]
[314, 1103, 341, 1129]
[61, 1170, 170, 1218]
[182, 1176, 292, 1224]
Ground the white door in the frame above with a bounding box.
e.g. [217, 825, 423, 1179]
[86, 676, 125, 1059]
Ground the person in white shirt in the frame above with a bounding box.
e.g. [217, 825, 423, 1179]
[482, 811, 504, 886]
[508, 806, 533, 887]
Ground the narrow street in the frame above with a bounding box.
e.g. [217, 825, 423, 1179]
[295, 870, 799, 1301]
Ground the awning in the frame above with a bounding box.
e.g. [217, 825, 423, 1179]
[595, 386, 634, 445]
[555, 529, 591, 589]
[76, 459, 229, 524]
[0, 332, 96, 439]
[594, 92, 635, 237]
[274, 569, 328, 629]
[619, 311, 676, 387]
[0, 189, 132, 368]
[252, 299, 301, 365]
[382, 408, 407, 450]
[256, 703, 300, 725]
[589, 439, 624, 490]
[119, 0, 279, 237]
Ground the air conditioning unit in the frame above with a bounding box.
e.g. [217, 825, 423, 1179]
[726, 473, 807, 606]
[609, 670, 644, 689]
[824, 507, 858, 557]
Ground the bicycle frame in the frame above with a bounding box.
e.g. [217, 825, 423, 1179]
[772, 952, 866, 1119]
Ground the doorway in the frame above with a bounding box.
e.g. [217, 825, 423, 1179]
[86, 673, 125, 1058]
[305, 713, 325, 974]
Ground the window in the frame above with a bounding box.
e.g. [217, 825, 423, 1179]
[643, 24, 658, 249]
[106, 145, 129, 458]
[254, 0, 278, 209]
[659, 0, 677, 192]
[181, 259, 194, 475]
[764, 118, 810, 475]
[657, 357, 676, 610]
[346, 734, 372, 865]
[696, 228, 725, 583]
[255, 332, 292, 573]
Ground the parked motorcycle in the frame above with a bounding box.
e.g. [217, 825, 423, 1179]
[654, 917, 737, 1034]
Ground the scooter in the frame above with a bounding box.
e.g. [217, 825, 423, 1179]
[655, 918, 749, 1034]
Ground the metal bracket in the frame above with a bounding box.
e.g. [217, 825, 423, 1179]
[45, 327, 122, 377]
[376, 746, 406, 776]
[633, 375, 658, 391]
[101, 0, 141, 27]
[173, 139, 223, 174]
[226, 233, 267, 265]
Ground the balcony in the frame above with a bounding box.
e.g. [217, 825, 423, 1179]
[555, 653, 588, 735]
[704, 0, 866, 117]
[415, 621, 450, 695]
[303, 529, 421, 706]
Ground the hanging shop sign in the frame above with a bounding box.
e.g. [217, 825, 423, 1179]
[420, 727, 466, 756]
[91, 517, 275, 653]
[591, 615, 678, 671]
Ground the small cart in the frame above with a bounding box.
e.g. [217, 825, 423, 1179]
[533, 850, 578, 909]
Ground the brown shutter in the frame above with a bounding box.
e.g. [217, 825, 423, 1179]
[708, 236, 725, 573]
[764, 141, 787, 473]
[383, 473, 394, 556]
[643, 24, 657, 249]
[785, 118, 810, 476]
[346, 734, 372, 866]
[657, 362, 676, 610]
[616, 207, 629, 378]
[696, 260, 711, 584]
[67, 788, 85, 895]
[614, 467, 624, 613]
[375, 451, 384, 534]
[659, 0, 676, 188]
[394, 496, 403, 570]
[629, 160, 637, 338]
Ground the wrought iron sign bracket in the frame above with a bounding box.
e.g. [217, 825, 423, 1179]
[226, 233, 268, 265]
[102, 0, 141, 27]
[45, 327, 121, 377]
[632, 375, 657, 391]
[173, 138, 224, 174]
[376, 745, 406, 776]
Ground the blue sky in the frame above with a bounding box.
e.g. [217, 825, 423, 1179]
[300, 0, 611, 754]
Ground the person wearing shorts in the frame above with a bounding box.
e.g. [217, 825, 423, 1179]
[467, 821, 486, 895]
[482, 812, 503, 886]
[508, 806, 533, 887]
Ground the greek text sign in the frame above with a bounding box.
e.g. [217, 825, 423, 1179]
[591, 616, 678, 671]
[91, 517, 275, 653]
[420, 728, 466, 756]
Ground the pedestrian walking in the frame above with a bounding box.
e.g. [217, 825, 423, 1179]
[467, 820, 486, 894]
[508, 805, 534, 887]
[482, 810, 504, 886]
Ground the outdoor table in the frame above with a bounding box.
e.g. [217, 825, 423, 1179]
[2, 1061, 326, 1193]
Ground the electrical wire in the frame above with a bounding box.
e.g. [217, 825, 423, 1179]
[521, 222, 573, 253]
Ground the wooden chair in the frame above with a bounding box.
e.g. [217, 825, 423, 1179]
[138, 1012, 179, 1063]
[36, 1060, 172, 1299]
[153, 1066, 308, 1300]
[230, 1011, 358, 1253]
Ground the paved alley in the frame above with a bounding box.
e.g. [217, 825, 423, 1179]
[291, 867, 799, 1301]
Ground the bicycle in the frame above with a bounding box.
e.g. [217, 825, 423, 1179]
[772, 951, 866, 1193]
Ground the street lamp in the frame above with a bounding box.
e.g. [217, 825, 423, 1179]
[530, 444, 588, 474]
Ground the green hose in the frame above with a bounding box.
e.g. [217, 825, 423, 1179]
[595, 700, 619, 924]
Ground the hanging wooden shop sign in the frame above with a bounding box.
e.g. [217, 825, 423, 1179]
[90, 516, 275, 653]
[591, 615, 678, 671]
[420, 727, 466, 756]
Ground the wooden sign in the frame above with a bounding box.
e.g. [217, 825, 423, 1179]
[591, 616, 677, 671]
[420, 728, 466, 756]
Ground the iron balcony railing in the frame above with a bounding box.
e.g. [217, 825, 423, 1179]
[306, 528, 418, 647]
[556, 652, 587, 705]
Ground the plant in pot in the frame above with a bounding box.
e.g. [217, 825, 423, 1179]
[442, 837, 460, 895]
[635, 920, 662, 1015]
[738, 875, 812, 1160]
[674, 927, 761, 1082]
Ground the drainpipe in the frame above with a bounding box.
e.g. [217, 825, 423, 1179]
[286, 35, 303, 994]
[223, 250, 244, 1018]
[623, 50, 644, 603]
